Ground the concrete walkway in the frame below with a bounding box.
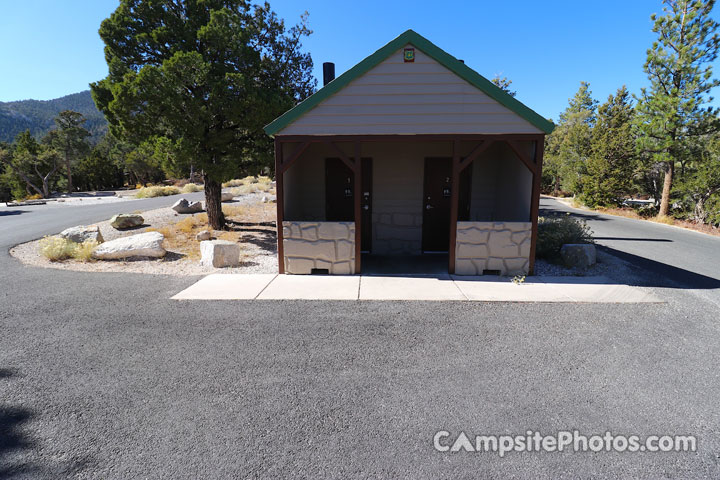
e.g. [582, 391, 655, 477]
[172, 274, 661, 303]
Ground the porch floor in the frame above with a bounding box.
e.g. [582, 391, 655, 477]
[361, 253, 448, 275]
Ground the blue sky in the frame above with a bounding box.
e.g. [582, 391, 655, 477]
[1, 0, 718, 120]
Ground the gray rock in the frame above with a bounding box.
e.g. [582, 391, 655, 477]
[59, 225, 104, 244]
[196, 230, 212, 241]
[560, 244, 597, 269]
[172, 198, 203, 214]
[93, 232, 166, 260]
[110, 213, 144, 230]
[200, 240, 240, 268]
[221, 192, 235, 202]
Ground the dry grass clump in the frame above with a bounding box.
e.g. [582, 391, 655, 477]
[222, 175, 274, 188]
[222, 205, 246, 218]
[181, 183, 202, 193]
[135, 186, 181, 198]
[654, 214, 675, 225]
[71, 240, 99, 261]
[230, 185, 255, 196]
[39, 236, 75, 261]
[222, 178, 245, 188]
[224, 202, 276, 223]
[39, 237, 98, 262]
[230, 182, 274, 196]
[146, 214, 242, 260]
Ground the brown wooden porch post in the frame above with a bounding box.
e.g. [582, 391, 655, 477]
[275, 137, 285, 274]
[448, 140, 460, 274]
[528, 137, 545, 275]
[354, 141, 362, 274]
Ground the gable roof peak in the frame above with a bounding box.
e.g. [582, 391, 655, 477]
[264, 29, 554, 136]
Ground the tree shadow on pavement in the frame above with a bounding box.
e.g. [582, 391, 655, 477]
[0, 369, 91, 478]
[600, 245, 720, 289]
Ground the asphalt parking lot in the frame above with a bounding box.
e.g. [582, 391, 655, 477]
[2, 195, 720, 478]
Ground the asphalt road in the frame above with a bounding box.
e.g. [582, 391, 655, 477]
[1, 194, 720, 478]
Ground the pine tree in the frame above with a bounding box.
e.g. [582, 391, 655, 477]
[45, 110, 91, 193]
[544, 82, 598, 195]
[91, 0, 316, 229]
[636, 0, 720, 217]
[581, 86, 637, 207]
[491, 76, 516, 97]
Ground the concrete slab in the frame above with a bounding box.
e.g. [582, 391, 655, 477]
[172, 273, 663, 303]
[556, 283, 662, 303]
[453, 276, 574, 302]
[257, 274, 360, 300]
[359, 274, 466, 301]
[171, 274, 276, 300]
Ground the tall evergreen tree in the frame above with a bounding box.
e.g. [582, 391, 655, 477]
[0, 131, 61, 198]
[46, 110, 91, 193]
[581, 86, 637, 207]
[91, 0, 316, 229]
[544, 82, 598, 195]
[636, 0, 720, 216]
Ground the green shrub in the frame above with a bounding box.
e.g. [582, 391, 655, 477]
[634, 204, 658, 218]
[536, 215, 594, 260]
[181, 183, 202, 193]
[135, 186, 180, 198]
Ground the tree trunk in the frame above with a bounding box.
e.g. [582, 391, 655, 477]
[65, 157, 73, 193]
[694, 196, 707, 223]
[658, 161, 674, 217]
[42, 178, 50, 198]
[204, 173, 225, 230]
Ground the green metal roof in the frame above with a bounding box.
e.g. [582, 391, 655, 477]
[264, 29, 555, 136]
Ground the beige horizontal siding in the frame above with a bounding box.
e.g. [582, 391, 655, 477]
[278, 44, 542, 136]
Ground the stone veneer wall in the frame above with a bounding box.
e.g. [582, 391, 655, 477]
[455, 222, 532, 276]
[282, 221, 355, 274]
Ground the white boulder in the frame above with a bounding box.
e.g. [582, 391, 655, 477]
[93, 232, 166, 260]
[221, 192, 235, 202]
[59, 225, 104, 244]
[172, 198, 203, 214]
[200, 240, 240, 268]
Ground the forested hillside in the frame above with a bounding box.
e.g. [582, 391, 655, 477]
[0, 90, 107, 143]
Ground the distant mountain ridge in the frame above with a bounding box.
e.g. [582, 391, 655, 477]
[0, 90, 108, 143]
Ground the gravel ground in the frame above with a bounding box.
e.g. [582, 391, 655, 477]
[9, 192, 278, 276]
[534, 249, 619, 277]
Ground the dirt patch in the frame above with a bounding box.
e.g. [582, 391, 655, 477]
[10, 193, 278, 276]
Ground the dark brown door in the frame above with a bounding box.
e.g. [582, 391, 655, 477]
[325, 158, 354, 221]
[422, 157, 452, 252]
[361, 158, 372, 252]
[458, 163, 473, 221]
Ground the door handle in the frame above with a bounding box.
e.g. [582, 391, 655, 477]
[426, 204, 434, 210]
